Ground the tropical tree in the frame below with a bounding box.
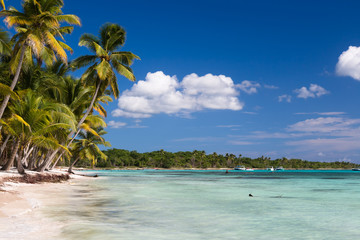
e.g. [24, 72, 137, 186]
[68, 127, 110, 173]
[47, 23, 139, 167]
[70, 23, 139, 138]
[0, 0, 81, 120]
[0, 90, 75, 173]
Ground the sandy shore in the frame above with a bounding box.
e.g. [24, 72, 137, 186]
[0, 169, 87, 240]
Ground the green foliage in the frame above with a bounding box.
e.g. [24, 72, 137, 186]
[97, 149, 360, 169]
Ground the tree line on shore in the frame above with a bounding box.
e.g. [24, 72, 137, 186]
[71, 148, 360, 169]
[0, 0, 138, 174]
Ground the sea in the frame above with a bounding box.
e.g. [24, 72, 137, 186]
[45, 170, 360, 240]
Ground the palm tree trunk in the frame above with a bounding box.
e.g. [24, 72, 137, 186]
[50, 83, 101, 169]
[37, 148, 59, 172]
[0, 135, 11, 156]
[28, 147, 38, 170]
[0, 43, 27, 120]
[68, 157, 80, 174]
[69, 82, 101, 141]
[16, 139, 25, 174]
[21, 146, 34, 167]
[1, 138, 20, 171]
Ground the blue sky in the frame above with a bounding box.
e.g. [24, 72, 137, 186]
[7, 0, 360, 162]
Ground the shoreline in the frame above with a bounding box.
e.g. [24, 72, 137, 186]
[72, 167, 355, 171]
[0, 169, 92, 240]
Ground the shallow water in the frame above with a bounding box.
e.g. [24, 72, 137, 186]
[47, 170, 360, 240]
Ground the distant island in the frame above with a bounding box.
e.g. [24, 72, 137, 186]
[66, 148, 360, 170]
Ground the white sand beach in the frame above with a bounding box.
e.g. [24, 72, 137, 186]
[0, 169, 86, 240]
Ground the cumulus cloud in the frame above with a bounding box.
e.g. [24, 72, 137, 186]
[112, 71, 244, 118]
[336, 46, 360, 80]
[264, 84, 279, 89]
[278, 94, 292, 103]
[295, 112, 345, 116]
[108, 121, 127, 128]
[287, 117, 360, 133]
[236, 80, 261, 94]
[295, 84, 329, 99]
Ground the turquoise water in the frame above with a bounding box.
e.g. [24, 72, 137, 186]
[48, 170, 360, 240]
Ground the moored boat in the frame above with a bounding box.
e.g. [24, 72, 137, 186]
[275, 166, 285, 171]
[267, 166, 274, 171]
[234, 165, 246, 170]
[352, 168, 360, 171]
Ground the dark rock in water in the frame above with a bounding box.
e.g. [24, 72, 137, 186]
[93, 174, 98, 178]
[249, 194, 253, 197]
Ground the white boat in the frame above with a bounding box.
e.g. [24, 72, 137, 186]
[234, 165, 246, 170]
[267, 166, 274, 171]
[352, 168, 360, 171]
[275, 166, 284, 171]
[245, 168, 254, 171]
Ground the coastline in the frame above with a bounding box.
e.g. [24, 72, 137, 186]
[0, 169, 89, 240]
[73, 167, 355, 171]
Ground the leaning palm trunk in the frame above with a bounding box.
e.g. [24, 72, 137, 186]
[0, 43, 27, 120]
[0, 135, 11, 156]
[50, 83, 101, 170]
[1, 138, 20, 171]
[68, 157, 80, 174]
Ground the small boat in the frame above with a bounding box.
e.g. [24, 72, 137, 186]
[352, 168, 360, 171]
[234, 165, 246, 170]
[267, 166, 274, 171]
[245, 168, 254, 171]
[275, 166, 284, 171]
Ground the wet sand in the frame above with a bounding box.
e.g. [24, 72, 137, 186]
[0, 170, 86, 240]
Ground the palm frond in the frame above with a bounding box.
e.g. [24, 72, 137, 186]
[111, 60, 136, 81]
[45, 31, 67, 63]
[111, 51, 140, 66]
[78, 33, 99, 53]
[0, 83, 20, 100]
[71, 55, 97, 70]
[54, 14, 81, 26]
[96, 59, 113, 81]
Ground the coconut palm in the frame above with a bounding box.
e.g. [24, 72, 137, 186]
[0, 90, 75, 173]
[68, 127, 110, 173]
[70, 23, 139, 137]
[0, 0, 81, 120]
[47, 23, 139, 166]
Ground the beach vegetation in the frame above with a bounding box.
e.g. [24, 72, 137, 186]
[93, 148, 360, 170]
[0, 0, 139, 174]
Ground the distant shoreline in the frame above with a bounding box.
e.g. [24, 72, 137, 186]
[72, 167, 357, 171]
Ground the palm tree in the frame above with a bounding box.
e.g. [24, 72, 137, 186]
[70, 23, 139, 137]
[68, 127, 110, 173]
[1, 90, 75, 173]
[0, 0, 81, 120]
[47, 23, 139, 167]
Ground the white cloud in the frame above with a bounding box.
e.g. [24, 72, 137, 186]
[318, 152, 325, 157]
[229, 140, 254, 145]
[278, 94, 292, 102]
[287, 117, 360, 133]
[112, 71, 244, 118]
[236, 80, 261, 94]
[336, 46, 360, 80]
[264, 84, 279, 89]
[217, 125, 242, 128]
[295, 84, 329, 99]
[108, 121, 127, 128]
[295, 112, 345, 116]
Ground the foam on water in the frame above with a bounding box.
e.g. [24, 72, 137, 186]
[46, 170, 360, 240]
